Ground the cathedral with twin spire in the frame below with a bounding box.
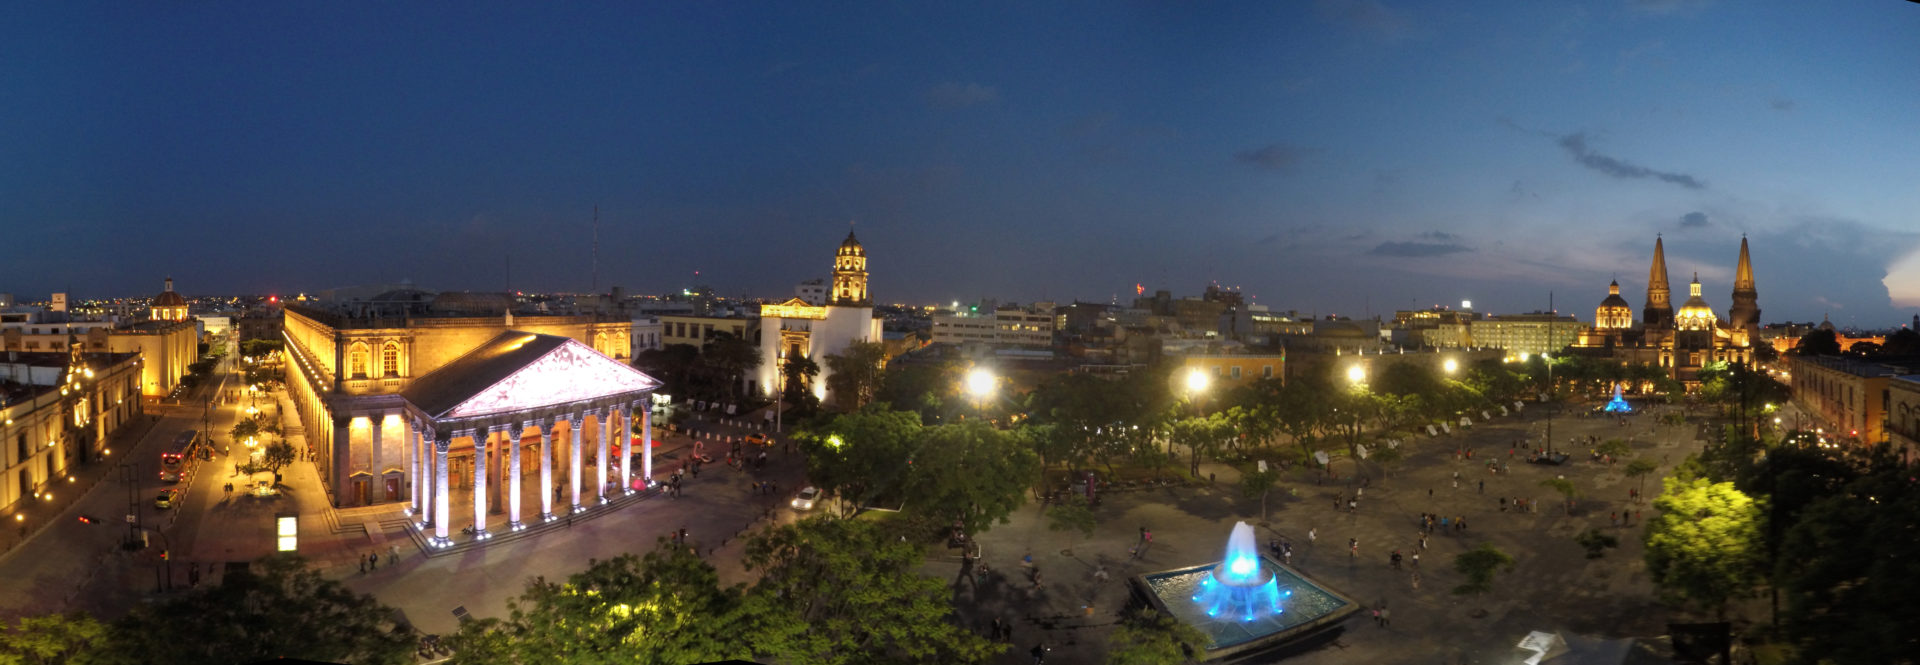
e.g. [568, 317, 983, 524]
[1574, 236, 1760, 387]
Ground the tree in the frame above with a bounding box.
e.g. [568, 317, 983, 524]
[88, 554, 414, 665]
[1451, 542, 1515, 597]
[875, 362, 958, 424]
[744, 517, 1001, 665]
[260, 439, 296, 476]
[1046, 492, 1097, 555]
[448, 543, 778, 665]
[1794, 328, 1841, 356]
[1623, 458, 1659, 499]
[1539, 477, 1579, 513]
[0, 612, 104, 665]
[1643, 477, 1762, 618]
[782, 353, 822, 417]
[1238, 465, 1279, 524]
[799, 406, 922, 518]
[1775, 458, 1920, 663]
[822, 341, 888, 412]
[1106, 608, 1208, 665]
[1596, 439, 1632, 465]
[229, 418, 260, 446]
[702, 331, 763, 401]
[904, 422, 1039, 535]
[1575, 529, 1619, 559]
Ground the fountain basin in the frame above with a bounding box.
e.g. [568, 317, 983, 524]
[1130, 555, 1361, 661]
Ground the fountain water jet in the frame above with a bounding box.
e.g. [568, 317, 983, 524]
[1189, 522, 1289, 622]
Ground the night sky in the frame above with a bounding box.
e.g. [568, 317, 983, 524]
[4, 2, 1917, 327]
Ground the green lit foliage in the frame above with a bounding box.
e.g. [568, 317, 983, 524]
[1451, 542, 1515, 597]
[745, 517, 1001, 665]
[89, 554, 414, 665]
[1106, 608, 1209, 665]
[1539, 477, 1579, 513]
[1623, 458, 1659, 497]
[1643, 477, 1761, 617]
[0, 612, 104, 665]
[449, 544, 771, 665]
[904, 422, 1039, 534]
[822, 341, 888, 412]
[1238, 464, 1280, 523]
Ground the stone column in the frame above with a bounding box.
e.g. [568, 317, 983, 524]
[432, 433, 452, 546]
[472, 426, 490, 538]
[331, 415, 351, 507]
[370, 413, 384, 503]
[539, 417, 554, 520]
[641, 406, 653, 486]
[618, 403, 632, 493]
[596, 406, 610, 503]
[507, 421, 525, 529]
[409, 421, 423, 516]
[568, 411, 583, 512]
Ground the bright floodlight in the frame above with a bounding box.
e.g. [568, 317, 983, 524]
[1185, 368, 1211, 395]
[1443, 358, 1458, 374]
[965, 368, 996, 399]
[1346, 365, 1366, 384]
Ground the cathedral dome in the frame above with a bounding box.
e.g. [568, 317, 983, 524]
[154, 277, 186, 308]
[837, 230, 865, 257]
[1675, 274, 1717, 330]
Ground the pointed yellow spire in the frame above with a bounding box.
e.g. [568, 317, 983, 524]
[1734, 235, 1755, 292]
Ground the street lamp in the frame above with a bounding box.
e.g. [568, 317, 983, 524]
[1184, 368, 1210, 397]
[966, 368, 997, 401]
[1346, 364, 1366, 385]
[1443, 358, 1458, 374]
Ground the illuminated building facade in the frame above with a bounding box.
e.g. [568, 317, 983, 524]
[1573, 236, 1759, 386]
[753, 231, 884, 403]
[151, 277, 189, 322]
[1888, 375, 1920, 456]
[282, 299, 641, 510]
[2, 348, 142, 513]
[1787, 354, 1903, 445]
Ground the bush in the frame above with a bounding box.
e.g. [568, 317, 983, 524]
[1575, 528, 1619, 559]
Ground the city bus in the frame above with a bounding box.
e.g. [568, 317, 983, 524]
[160, 430, 199, 482]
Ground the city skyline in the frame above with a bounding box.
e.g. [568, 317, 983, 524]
[4, 2, 1918, 327]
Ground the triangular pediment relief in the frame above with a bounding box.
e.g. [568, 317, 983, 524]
[444, 340, 660, 419]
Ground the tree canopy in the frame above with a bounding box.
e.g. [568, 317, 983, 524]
[1643, 477, 1762, 617]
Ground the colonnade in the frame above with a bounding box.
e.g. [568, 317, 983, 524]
[410, 401, 652, 547]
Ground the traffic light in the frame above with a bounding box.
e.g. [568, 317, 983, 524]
[160, 550, 169, 561]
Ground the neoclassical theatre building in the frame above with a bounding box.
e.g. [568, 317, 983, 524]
[1574, 236, 1761, 386]
[282, 292, 653, 540]
[752, 230, 884, 403]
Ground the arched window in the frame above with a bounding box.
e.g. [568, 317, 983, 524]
[349, 343, 370, 379]
[382, 342, 400, 377]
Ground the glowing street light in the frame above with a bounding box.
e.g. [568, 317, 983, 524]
[965, 368, 997, 400]
[1346, 364, 1366, 385]
[1184, 368, 1211, 397]
[1443, 358, 1458, 374]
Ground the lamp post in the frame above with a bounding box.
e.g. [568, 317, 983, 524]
[965, 367, 997, 418]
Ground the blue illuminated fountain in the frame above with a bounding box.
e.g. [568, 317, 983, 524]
[1603, 383, 1633, 413]
[1191, 522, 1289, 621]
[1130, 521, 1361, 661]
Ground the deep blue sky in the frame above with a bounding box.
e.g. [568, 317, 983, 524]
[4, 1, 1917, 327]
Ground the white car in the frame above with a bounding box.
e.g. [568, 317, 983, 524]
[791, 486, 820, 511]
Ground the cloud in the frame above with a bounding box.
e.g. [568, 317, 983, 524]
[925, 82, 999, 109]
[1316, 0, 1411, 41]
[1680, 211, 1709, 228]
[1235, 143, 1312, 172]
[1556, 132, 1706, 190]
[1419, 231, 1458, 242]
[1769, 98, 1795, 112]
[1368, 241, 1473, 257]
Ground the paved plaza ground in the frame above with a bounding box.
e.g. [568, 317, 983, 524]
[2, 377, 1724, 664]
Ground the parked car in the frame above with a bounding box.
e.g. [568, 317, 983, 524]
[746, 433, 771, 447]
[791, 486, 820, 511]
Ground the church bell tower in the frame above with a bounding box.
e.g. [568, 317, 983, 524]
[830, 230, 869, 306]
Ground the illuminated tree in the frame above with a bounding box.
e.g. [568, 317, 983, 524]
[1106, 608, 1208, 665]
[745, 517, 1001, 665]
[904, 422, 1039, 535]
[798, 405, 921, 518]
[0, 612, 103, 665]
[1643, 477, 1761, 618]
[449, 544, 775, 665]
[1623, 458, 1659, 499]
[822, 341, 888, 411]
[1539, 477, 1579, 513]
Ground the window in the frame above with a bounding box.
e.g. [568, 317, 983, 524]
[348, 343, 369, 379]
[1263, 365, 1274, 379]
[1230, 366, 1242, 380]
[16, 433, 26, 465]
[382, 342, 400, 377]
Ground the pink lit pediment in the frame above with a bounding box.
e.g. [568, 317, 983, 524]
[444, 340, 660, 419]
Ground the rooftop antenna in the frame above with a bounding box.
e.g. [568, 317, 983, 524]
[591, 206, 600, 293]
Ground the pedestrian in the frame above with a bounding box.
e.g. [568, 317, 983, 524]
[1348, 499, 1356, 513]
[1610, 511, 1618, 527]
[1418, 533, 1427, 551]
[1478, 479, 1484, 494]
[358, 553, 366, 573]
[1440, 515, 1449, 530]
[1371, 606, 1381, 625]
[1356, 486, 1364, 498]
[389, 544, 399, 565]
[990, 618, 1003, 641]
[1500, 496, 1507, 512]
[1030, 643, 1047, 664]
[1380, 606, 1391, 628]
[1390, 550, 1402, 570]
[1412, 571, 1421, 590]
[1411, 552, 1419, 568]
[1458, 516, 1467, 532]
[1308, 527, 1317, 544]
[370, 552, 378, 570]
[1349, 538, 1358, 558]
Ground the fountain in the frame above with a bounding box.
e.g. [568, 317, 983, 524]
[1603, 383, 1633, 413]
[1129, 521, 1361, 661]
